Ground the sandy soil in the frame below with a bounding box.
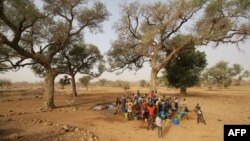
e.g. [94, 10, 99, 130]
[0, 85, 250, 141]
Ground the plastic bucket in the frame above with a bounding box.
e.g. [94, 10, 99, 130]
[177, 114, 181, 121]
[161, 114, 166, 120]
[160, 111, 165, 115]
[180, 112, 186, 117]
[173, 118, 179, 125]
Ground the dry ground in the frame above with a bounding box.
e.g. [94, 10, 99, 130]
[0, 85, 250, 141]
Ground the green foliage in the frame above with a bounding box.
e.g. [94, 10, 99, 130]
[0, 0, 109, 109]
[0, 79, 12, 89]
[98, 79, 107, 87]
[0, 0, 108, 76]
[57, 43, 104, 76]
[107, 0, 249, 90]
[191, 0, 207, 7]
[115, 80, 130, 91]
[163, 47, 207, 90]
[79, 76, 92, 88]
[121, 81, 130, 91]
[59, 75, 71, 89]
[202, 61, 249, 88]
[139, 80, 147, 87]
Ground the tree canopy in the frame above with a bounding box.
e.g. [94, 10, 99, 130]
[163, 47, 207, 94]
[59, 75, 71, 89]
[202, 61, 249, 88]
[107, 0, 250, 91]
[55, 43, 104, 96]
[79, 75, 92, 90]
[0, 0, 109, 110]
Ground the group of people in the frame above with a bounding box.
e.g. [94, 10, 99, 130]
[115, 90, 206, 138]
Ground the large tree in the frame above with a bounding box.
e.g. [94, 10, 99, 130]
[163, 47, 207, 94]
[107, 0, 250, 91]
[57, 43, 104, 97]
[0, 0, 109, 111]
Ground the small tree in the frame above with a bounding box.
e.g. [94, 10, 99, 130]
[0, 79, 12, 89]
[115, 80, 130, 91]
[139, 80, 147, 87]
[56, 43, 104, 97]
[163, 47, 207, 94]
[99, 79, 108, 87]
[59, 75, 71, 89]
[203, 61, 248, 89]
[79, 76, 92, 90]
[121, 81, 130, 91]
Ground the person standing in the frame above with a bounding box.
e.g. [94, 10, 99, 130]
[155, 114, 163, 138]
[121, 95, 126, 111]
[147, 104, 156, 130]
[174, 97, 179, 112]
[197, 107, 206, 125]
[116, 97, 121, 110]
[127, 99, 133, 120]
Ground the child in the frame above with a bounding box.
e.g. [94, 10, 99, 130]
[127, 100, 133, 120]
[182, 98, 189, 112]
[197, 107, 206, 125]
[194, 103, 200, 113]
[155, 114, 163, 138]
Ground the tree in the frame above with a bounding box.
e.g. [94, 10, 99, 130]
[115, 80, 130, 91]
[202, 61, 248, 88]
[0, 79, 12, 89]
[120, 81, 130, 91]
[59, 75, 71, 89]
[139, 80, 147, 87]
[231, 66, 250, 86]
[163, 47, 207, 94]
[99, 79, 108, 87]
[79, 76, 92, 90]
[56, 43, 104, 97]
[107, 0, 250, 91]
[0, 0, 109, 111]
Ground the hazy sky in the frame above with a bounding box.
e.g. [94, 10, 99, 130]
[1, 0, 250, 82]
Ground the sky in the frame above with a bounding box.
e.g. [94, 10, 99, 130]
[0, 0, 250, 83]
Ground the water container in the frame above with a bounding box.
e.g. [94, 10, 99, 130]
[180, 112, 186, 117]
[173, 118, 179, 125]
[161, 114, 166, 120]
[160, 111, 165, 116]
[177, 114, 181, 121]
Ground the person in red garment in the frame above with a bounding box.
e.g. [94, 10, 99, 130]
[147, 104, 156, 130]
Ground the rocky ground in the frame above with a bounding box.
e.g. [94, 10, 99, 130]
[0, 85, 250, 141]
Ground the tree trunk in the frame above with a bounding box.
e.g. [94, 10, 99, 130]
[40, 69, 57, 111]
[180, 87, 187, 94]
[71, 74, 77, 97]
[149, 69, 158, 91]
